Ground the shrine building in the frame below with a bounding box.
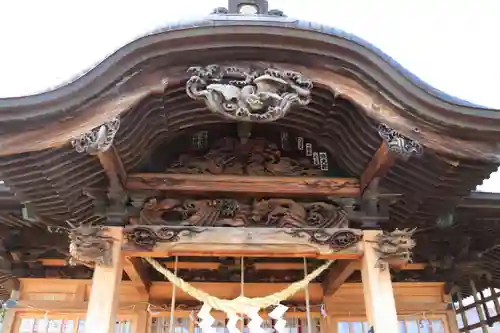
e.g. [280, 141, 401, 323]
[0, 1, 499, 332]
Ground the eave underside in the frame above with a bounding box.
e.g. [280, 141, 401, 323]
[0, 83, 497, 297]
[0, 38, 497, 299]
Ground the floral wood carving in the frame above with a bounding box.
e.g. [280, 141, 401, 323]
[372, 228, 416, 268]
[71, 116, 120, 153]
[285, 229, 362, 250]
[68, 226, 114, 267]
[125, 226, 205, 248]
[138, 196, 349, 228]
[166, 137, 323, 176]
[378, 124, 423, 159]
[186, 65, 313, 122]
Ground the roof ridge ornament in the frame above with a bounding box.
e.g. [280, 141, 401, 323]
[185, 65, 312, 122]
[228, 0, 268, 15]
[211, 1, 285, 16]
[71, 116, 120, 153]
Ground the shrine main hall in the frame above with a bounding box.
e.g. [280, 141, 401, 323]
[0, 1, 499, 333]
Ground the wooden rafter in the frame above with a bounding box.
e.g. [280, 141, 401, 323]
[125, 173, 360, 197]
[322, 260, 357, 296]
[360, 143, 395, 194]
[123, 257, 151, 298]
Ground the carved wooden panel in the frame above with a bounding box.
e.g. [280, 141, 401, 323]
[123, 226, 363, 259]
[133, 195, 350, 228]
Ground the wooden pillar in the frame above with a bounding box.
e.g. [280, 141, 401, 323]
[320, 310, 337, 333]
[361, 230, 398, 333]
[446, 309, 460, 333]
[133, 304, 148, 333]
[85, 227, 124, 333]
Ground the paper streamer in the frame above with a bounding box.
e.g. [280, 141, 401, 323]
[269, 304, 289, 333]
[198, 303, 216, 333]
[227, 314, 241, 333]
[247, 307, 266, 333]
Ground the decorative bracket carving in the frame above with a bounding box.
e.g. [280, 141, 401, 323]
[71, 116, 120, 153]
[83, 188, 131, 226]
[69, 225, 114, 267]
[377, 124, 423, 159]
[125, 226, 205, 249]
[372, 228, 416, 269]
[186, 65, 312, 122]
[285, 228, 362, 250]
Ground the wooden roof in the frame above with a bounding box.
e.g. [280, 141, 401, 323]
[0, 10, 499, 298]
[0, 20, 499, 158]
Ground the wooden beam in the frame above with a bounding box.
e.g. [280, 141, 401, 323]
[96, 146, 127, 193]
[164, 262, 426, 271]
[361, 230, 398, 333]
[85, 227, 124, 333]
[36, 258, 427, 271]
[123, 226, 363, 259]
[360, 143, 395, 194]
[166, 262, 307, 270]
[126, 173, 360, 197]
[12, 300, 140, 312]
[123, 257, 151, 299]
[94, 146, 129, 225]
[148, 282, 324, 303]
[37, 258, 71, 267]
[322, 260, 357, 296]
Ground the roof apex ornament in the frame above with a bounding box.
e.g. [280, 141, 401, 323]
[378, 124, 423, 159]
[186, 65, 313, 123]
[228, 0, 268, 14]
[70, 116, 120, 154]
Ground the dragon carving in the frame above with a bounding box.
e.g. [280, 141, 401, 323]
[166, 137, 322, 177]
[68, 225, 114, 267]
[185, 65, 312, 122]
[139, 196, 348, 228]
[372, 228, 416, 268]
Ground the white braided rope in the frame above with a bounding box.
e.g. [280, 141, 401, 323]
[144, 257, 333, 316]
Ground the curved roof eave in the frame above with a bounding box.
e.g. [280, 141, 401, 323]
[0, 14, 499, 135]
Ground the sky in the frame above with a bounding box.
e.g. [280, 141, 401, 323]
[0, 0, 498, 191]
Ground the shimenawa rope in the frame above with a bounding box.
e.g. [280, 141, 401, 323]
[144, 257, 333, 316]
